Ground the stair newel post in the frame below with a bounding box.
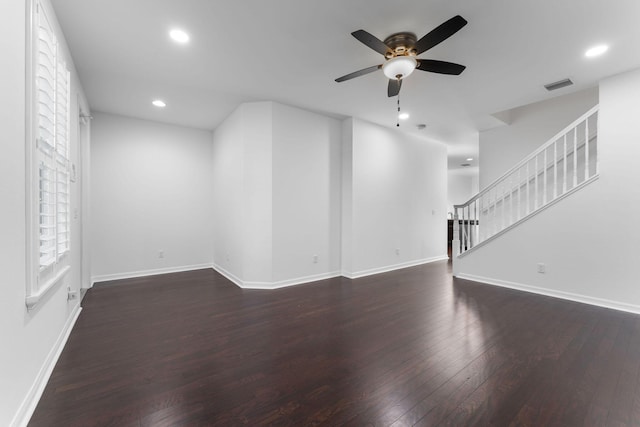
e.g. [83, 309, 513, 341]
[452, 207, 461, 276]
[452, 208, 460, 257]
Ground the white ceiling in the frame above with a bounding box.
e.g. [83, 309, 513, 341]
[51, 0, 640, 169]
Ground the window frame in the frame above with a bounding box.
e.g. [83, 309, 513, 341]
[25, 0, 72, 309]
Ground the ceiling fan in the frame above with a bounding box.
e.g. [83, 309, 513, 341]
[335, 15, 468, 97]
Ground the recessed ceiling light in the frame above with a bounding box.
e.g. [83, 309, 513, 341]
[398, 112, 410, 120]
[466, 157, 474, 161]
[169, 29, 189, 43]
[585, 44, 608, 58]
[152, 100, 166, 108]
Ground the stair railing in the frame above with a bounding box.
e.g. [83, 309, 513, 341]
[453, 104, 599, 257]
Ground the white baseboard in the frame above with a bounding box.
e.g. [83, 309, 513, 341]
[91, 263, 213, 285]
[243, 271, 342, 290]
[343, 255, 449, 279]
[211, 264, 341, 290]
[455, 273, 640, 315]
[211, 263, 243, 288]
[11, 304, 82, 427]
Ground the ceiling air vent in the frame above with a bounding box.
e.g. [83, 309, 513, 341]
[544, 78, 573, 91]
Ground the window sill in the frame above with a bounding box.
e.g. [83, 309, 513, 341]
[26, 265, 71, 310]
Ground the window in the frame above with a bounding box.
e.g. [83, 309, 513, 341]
[27, 0, 72, 308]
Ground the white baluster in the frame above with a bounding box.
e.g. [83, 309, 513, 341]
[534, 155, 539, 210]
[497, 182, 501, 232]
[594, 111, 599, 175]
[489, 188, 498, 236]
[493, 187, 498, 237]
[585, 118, 590, 180]
[543, 148, 547, 205]
[573, 127, 578, 187]
[474, 200, 479, 247]
[563, 134, 567, 194]
[517, 167, 521, 221]
[526, 161, 530, 215]
[553, 140, 558, 199]
[509, 175, 513, 226]
[468, 204, 472, 250]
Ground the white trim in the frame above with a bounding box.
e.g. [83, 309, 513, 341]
[91, 263, 212, 285]
[243, 271, 342, 290]
[457, 174, 599, 258]
[10, 304, 82, 427]
[211, 264, 342, 290]
[26, 265, 70, 309]
[455, 273, 640, 315]
[211, 263, 244, 288]
[456, 104, 599, 207]
[343, 255, 449, 279]
[25, 0, 38, 304]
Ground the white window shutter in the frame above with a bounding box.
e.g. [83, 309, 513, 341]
[36, 4, 56, 153]
[56, 59, 71, 257]
[35, 2, 72, 269]
[39, 162, 56, 268]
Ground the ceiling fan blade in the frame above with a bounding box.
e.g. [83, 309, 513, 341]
[351, 30, 392, 56]
[416, 59, 466, 75]
[335, 64, 382, 82]
[415, 15, 467, 55]
[388, 79, 402, 97]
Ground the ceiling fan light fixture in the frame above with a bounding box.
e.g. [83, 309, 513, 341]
[382, 56, 417, 80]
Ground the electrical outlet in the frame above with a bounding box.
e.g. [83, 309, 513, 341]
[537, 263, 546, 274]
[158, 250, 164, 259]
[67, 286, 78, 301]
[313, 255, 318, 264]
[395, 248, 400, 256]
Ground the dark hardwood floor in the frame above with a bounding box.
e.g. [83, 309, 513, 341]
[29, 261, 640, 426]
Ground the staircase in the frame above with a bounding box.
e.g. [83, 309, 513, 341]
[453, 105, 599, 257]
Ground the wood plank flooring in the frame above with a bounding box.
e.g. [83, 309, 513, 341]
[29, 261, 640, 426]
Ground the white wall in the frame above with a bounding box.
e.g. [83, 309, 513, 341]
[1, 0, 88, 425]
[240, 103, 274, 284]
[211, 105, 247, 283]
[455, 68, 640, 313]
[343, 118, 448, 277]
[272, 103, 342, 283]
[212, 101, 342, 288]
[479, 87, 598, 189]
[448, 169, 479, 215]
[211, 102, 273, 285]
[90, 113, 213, 282]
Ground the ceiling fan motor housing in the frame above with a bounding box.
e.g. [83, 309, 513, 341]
[383, 32, 418, 59]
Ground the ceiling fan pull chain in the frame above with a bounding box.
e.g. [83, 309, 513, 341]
[397, 91, 401, 127]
